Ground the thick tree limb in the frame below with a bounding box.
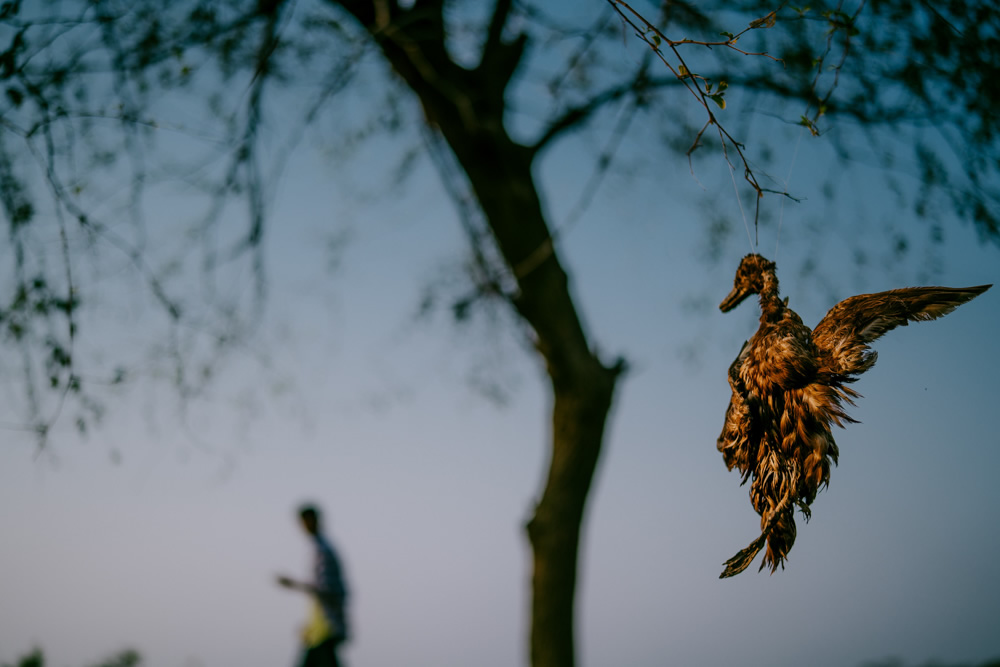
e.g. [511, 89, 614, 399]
[477, 0, 526, 91]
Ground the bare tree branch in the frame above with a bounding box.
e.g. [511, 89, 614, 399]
[531, 66, 678, 155]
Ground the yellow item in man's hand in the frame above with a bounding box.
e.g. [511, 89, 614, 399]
[301, 598, 332, 647]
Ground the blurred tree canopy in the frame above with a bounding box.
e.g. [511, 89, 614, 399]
[2, 1, 998, 666]
[4, 646, 998, 667]
[861, 658, 1000, 667]
[1, 647, 140, 667]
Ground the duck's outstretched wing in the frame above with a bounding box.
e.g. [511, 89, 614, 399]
[812, 284, 991, 376]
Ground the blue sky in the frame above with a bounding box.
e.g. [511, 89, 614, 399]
[1, 2, 999, 666]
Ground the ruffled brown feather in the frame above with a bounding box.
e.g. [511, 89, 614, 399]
[717, 254, 990, 578]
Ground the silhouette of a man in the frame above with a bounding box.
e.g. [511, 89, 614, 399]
[277, 504, 349, 667]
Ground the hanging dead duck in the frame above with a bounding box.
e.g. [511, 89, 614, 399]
[716, 254, 990, 578]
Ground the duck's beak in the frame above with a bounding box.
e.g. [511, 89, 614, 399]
[719, 286, 750, 312]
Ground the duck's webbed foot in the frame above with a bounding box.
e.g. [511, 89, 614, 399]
[796, 499, 813, 522]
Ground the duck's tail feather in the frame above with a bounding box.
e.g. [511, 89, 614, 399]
[720, 533, 767, 578]
[722, 468, 799, 578]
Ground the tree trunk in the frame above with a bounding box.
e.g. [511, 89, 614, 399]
[330, 3, 626, 665]
[528, 359, 621, 667]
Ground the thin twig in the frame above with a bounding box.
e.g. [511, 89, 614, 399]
[606, 0, 793, 243]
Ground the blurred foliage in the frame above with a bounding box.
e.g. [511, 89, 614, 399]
[3, 645, 996, 667]
[1, 648, 140, 667]
[862, 658, 1000, 667]
[1, 0, 998, 442]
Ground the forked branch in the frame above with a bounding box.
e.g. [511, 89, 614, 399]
[604, 0, 789, 227]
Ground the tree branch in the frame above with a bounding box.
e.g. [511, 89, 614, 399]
[531, 70, 676, 155]
[484, 0, 513, 57]
[477, 0, 526, 90]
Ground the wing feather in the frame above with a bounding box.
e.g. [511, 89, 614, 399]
[812, 285, 990, 375]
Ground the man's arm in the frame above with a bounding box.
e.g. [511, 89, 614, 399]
[276, 574, 315, 593]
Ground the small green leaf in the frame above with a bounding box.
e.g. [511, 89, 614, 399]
[709, 94, 726, 109]
[678, 64, 690, 77]
[798, 115, 820, 136]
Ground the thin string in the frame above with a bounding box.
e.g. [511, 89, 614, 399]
[727, 159, 755, 254]
[775, 127, 805, 262]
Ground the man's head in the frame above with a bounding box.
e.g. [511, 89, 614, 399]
[298, 504, 322, 536]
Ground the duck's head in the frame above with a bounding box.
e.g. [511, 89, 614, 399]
[720, 254, 777, 312]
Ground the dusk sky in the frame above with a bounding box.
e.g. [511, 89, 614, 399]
[1, 2, 998, 667]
